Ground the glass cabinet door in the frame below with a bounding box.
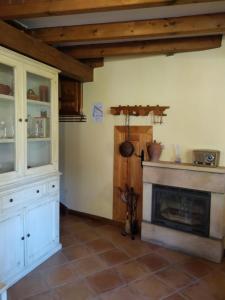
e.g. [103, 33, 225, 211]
[0, 63, 16, 174]
[26, 72, 52, 169]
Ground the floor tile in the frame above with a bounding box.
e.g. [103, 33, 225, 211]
[24, 290, 58, 300]
[99, 249, 129, 267]
[137, 253, 169, 272]
[60, 233, 81, 248]
[156, 247, 189, 263]
[41, 263, 78, 288]
[72, 255, 106, 277]
[181, 281, 216, 300]
[8, 272, 48, 300]
[34, 252, 68, 272]
[62, 244, 91, 261]
[73, 229, 100, 243]
[118, 239, 155, 257]
[100, 286, 145, 300]
[55, 280, 95, 300]
[86, 238, 114, 254]
[182, 270, 225, 299]
[86, 269, 124, 294]
[129, 274, 174, 300]
[178, 258, 213, 278]
[156, 266, 194, 289]
[116, 260, 148, 283]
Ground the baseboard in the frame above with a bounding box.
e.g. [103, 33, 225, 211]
[68, 208, 123, 227]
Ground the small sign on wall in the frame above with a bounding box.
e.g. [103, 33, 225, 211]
[92, 103, 103, 123]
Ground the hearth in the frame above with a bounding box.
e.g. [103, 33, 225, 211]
[151, 184, 211, 237]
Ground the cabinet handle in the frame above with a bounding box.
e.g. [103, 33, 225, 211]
[27, 233, 30, 238]
[9, 198, 13, 203]
[36, 190, 40, 193]
[25, 118, 28, 122]
[21, 237, 25, 240]
[18, 118, 23, 122]
[52, 185, 55, 188]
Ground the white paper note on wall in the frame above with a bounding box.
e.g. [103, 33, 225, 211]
[92, 103, 103, 123]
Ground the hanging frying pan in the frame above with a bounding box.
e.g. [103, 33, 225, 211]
[119, 114, 134, 157]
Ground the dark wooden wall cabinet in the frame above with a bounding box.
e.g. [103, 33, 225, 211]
[59, 77, 86, 122]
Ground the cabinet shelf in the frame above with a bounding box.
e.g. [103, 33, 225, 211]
[0, 138, 15, 143]
[28, 137, 51, 142]
[27, 99, 50, 107]
[0, 94, 14, 101]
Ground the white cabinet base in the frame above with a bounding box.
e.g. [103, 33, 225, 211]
[0, 175, 61, 292]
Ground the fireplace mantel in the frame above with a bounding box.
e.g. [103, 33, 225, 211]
[142, 161, 225, 263]
[143, 161, 225, 194]
[143, 161, 225, 174]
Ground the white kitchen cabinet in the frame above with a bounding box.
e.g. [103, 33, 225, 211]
[0, 213, 25, 282]
[0, 47, 61, 292]
[26, 199, 59, 265]
[0, 46, 59, 182]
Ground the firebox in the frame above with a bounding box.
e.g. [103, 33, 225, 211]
[151, 184, 211, 237]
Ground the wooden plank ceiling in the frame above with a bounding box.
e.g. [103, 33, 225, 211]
[0, 0, 223, 19]
[1, 0, 225, 81]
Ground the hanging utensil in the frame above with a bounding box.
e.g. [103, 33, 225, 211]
[119, 113, 134, 157]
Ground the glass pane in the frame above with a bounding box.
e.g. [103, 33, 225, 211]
[0, 63, 14, 96]
[27, 72, 51, 169]
[0, 63, 15, 174]
[27, 141, 51, 169]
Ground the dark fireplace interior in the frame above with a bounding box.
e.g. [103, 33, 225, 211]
[151, 184, 211, 237]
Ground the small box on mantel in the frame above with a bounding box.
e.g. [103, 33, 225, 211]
[193, 149, 220, 168]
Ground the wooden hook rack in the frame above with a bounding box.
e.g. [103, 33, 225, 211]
[110, 105, 170, 117]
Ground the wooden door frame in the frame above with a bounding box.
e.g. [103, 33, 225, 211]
[113, 125, 153, 222]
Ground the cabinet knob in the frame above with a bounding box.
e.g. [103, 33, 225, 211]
[9, 198, 13, 203]
[52, 185, 55, 188]
[21, 237, 25, 240]
[36, 190, 40, 193]
[25, 118, 28, 122]
[18, 118, 23, 122]
[27, 233, 30, 238]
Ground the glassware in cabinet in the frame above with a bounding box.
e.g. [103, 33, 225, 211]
[0, 63, 16, 174]
[26, 72, 52, 169]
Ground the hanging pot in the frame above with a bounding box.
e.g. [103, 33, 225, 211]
[119, 140, 134, 157]
[119, 114, 134, 157]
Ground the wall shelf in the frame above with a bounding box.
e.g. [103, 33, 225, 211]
[27, 99, 50, 106]
[110, 105, 170, 116]
[0, 138, 15, 143]
[0, 94, 14, 101]
[110, 105, 170, 124]
[28, 137, 51, 142]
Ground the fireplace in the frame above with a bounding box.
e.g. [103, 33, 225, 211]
[142, 161, 225, 262]
[151, 184, 211, 237]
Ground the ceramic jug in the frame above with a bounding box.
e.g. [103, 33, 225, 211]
[147, 140, 162, 162]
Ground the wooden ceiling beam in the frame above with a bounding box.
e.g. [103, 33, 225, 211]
[33, 13, 225, 44]
[0, 21, 93, 82]
[0, 0, 223, 20]
[80, 58, 104, 68]
[61, 36, 222, 58]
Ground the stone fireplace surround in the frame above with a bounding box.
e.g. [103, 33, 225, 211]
[141, 161, 225, 263]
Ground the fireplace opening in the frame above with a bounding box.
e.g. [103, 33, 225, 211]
[151, 184, 211, 237]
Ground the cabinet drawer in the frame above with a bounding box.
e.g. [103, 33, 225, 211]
[48, 180, 59, 194]
[24, 184, 46, 201]
[2, 191, 24, 210]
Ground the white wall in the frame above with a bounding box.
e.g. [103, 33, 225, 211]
[59, 38, 225, 219]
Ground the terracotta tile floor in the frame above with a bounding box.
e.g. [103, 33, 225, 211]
[8, 214, 225, 300]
